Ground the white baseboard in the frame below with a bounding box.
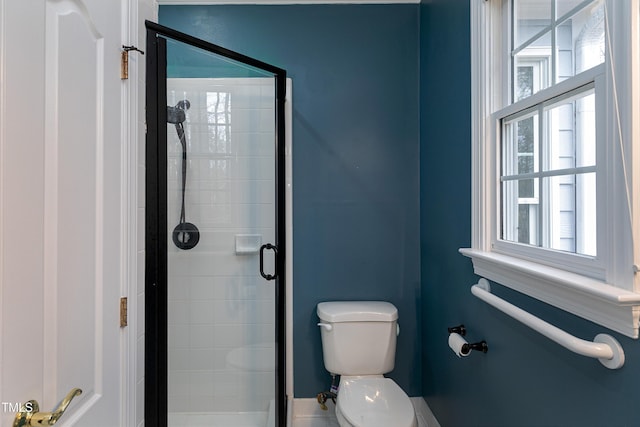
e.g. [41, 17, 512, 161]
[287, 397, 294, 426]
[292, 397, 337, 419]
[411, 397, 441, 427]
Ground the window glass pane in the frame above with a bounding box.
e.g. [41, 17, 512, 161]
[514, 0, 552, 48]
[516, 66, 534, 100]
[502, 112, 541, 246]
[502, 179, 540, 245]
[546, 174, 576, 252]
[556, 20, 574, 82]
[502, 173, 596, 255]
[556, 2, 605, 82]
[501, 86, 596, 256]
[514, 31, 552, 99]
[556, 0, 586, 19]
[503, 112, 539, 177]
[519, 178, 535, 199]
[576, 172, 597, 256]
[543, 89, 595, 171]
[545, 173, 596, 255]
[512, 0, 603, 102]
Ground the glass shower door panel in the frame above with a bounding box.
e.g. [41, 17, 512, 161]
[165, 47, 277, 425]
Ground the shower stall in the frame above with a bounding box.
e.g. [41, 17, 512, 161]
[145, 22, 288, 427]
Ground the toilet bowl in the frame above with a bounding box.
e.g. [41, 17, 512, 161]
[335, 376, 417, 427]
[317, 301, 416, 427]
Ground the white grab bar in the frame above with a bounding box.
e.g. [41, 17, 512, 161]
[471, 279, 625, 369]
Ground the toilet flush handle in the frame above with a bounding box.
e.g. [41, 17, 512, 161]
[317, 323, 333, 332]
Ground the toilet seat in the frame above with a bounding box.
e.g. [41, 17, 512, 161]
[336, 377, 417, 427]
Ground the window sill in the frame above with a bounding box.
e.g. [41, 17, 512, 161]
[459, 248, 640, 339]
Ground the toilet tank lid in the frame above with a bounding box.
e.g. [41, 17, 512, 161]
[317, 301, 398, 322]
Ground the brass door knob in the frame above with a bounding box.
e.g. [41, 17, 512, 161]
[13, 388, 82, 427]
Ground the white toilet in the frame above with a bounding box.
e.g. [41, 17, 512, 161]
[317, 301, 417, 427]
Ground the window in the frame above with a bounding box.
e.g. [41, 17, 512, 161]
[501, 85, 597, 258]
[463, 0, 640, 338]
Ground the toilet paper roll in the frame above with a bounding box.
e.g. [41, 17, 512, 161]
[448, 333, 470, 357]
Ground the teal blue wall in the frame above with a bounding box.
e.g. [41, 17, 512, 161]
[160, 2, 640, 425]
[420, 1, 640, 426]
[159, 5, 422, 398]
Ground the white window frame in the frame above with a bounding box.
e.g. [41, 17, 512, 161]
[497, 79, 600, 273]
[462, 0, 640, 338]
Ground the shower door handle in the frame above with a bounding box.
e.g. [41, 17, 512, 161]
[259, 243, 278, 280]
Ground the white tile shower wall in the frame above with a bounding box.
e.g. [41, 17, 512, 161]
[167, 78, 276, 413]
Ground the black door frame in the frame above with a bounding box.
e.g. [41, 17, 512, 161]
[144, 20, 287, 427]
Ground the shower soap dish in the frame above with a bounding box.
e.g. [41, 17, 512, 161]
[235, 234, 262, 254]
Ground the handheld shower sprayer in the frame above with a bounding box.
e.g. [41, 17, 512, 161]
[167, 100, 190, 125]
[167, 99, 200, 250]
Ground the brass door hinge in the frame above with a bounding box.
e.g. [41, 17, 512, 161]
[120, 297, 128, 327]
[121, 45, 144, 80]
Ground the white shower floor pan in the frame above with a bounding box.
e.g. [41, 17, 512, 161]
[169, 411, 269, 427]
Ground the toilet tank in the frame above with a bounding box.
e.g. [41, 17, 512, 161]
[317, 301, 398, 376]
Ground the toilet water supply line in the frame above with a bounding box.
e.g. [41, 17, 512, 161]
[471, 279, 626, 369]
[317, 374, 338, 411]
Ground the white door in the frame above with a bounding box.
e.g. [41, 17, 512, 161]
[1, 1, 125, 426]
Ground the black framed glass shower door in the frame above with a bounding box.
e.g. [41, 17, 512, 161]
[145, 21, 287, 427]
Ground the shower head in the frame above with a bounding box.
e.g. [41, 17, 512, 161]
[167, 100, 191, 124]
